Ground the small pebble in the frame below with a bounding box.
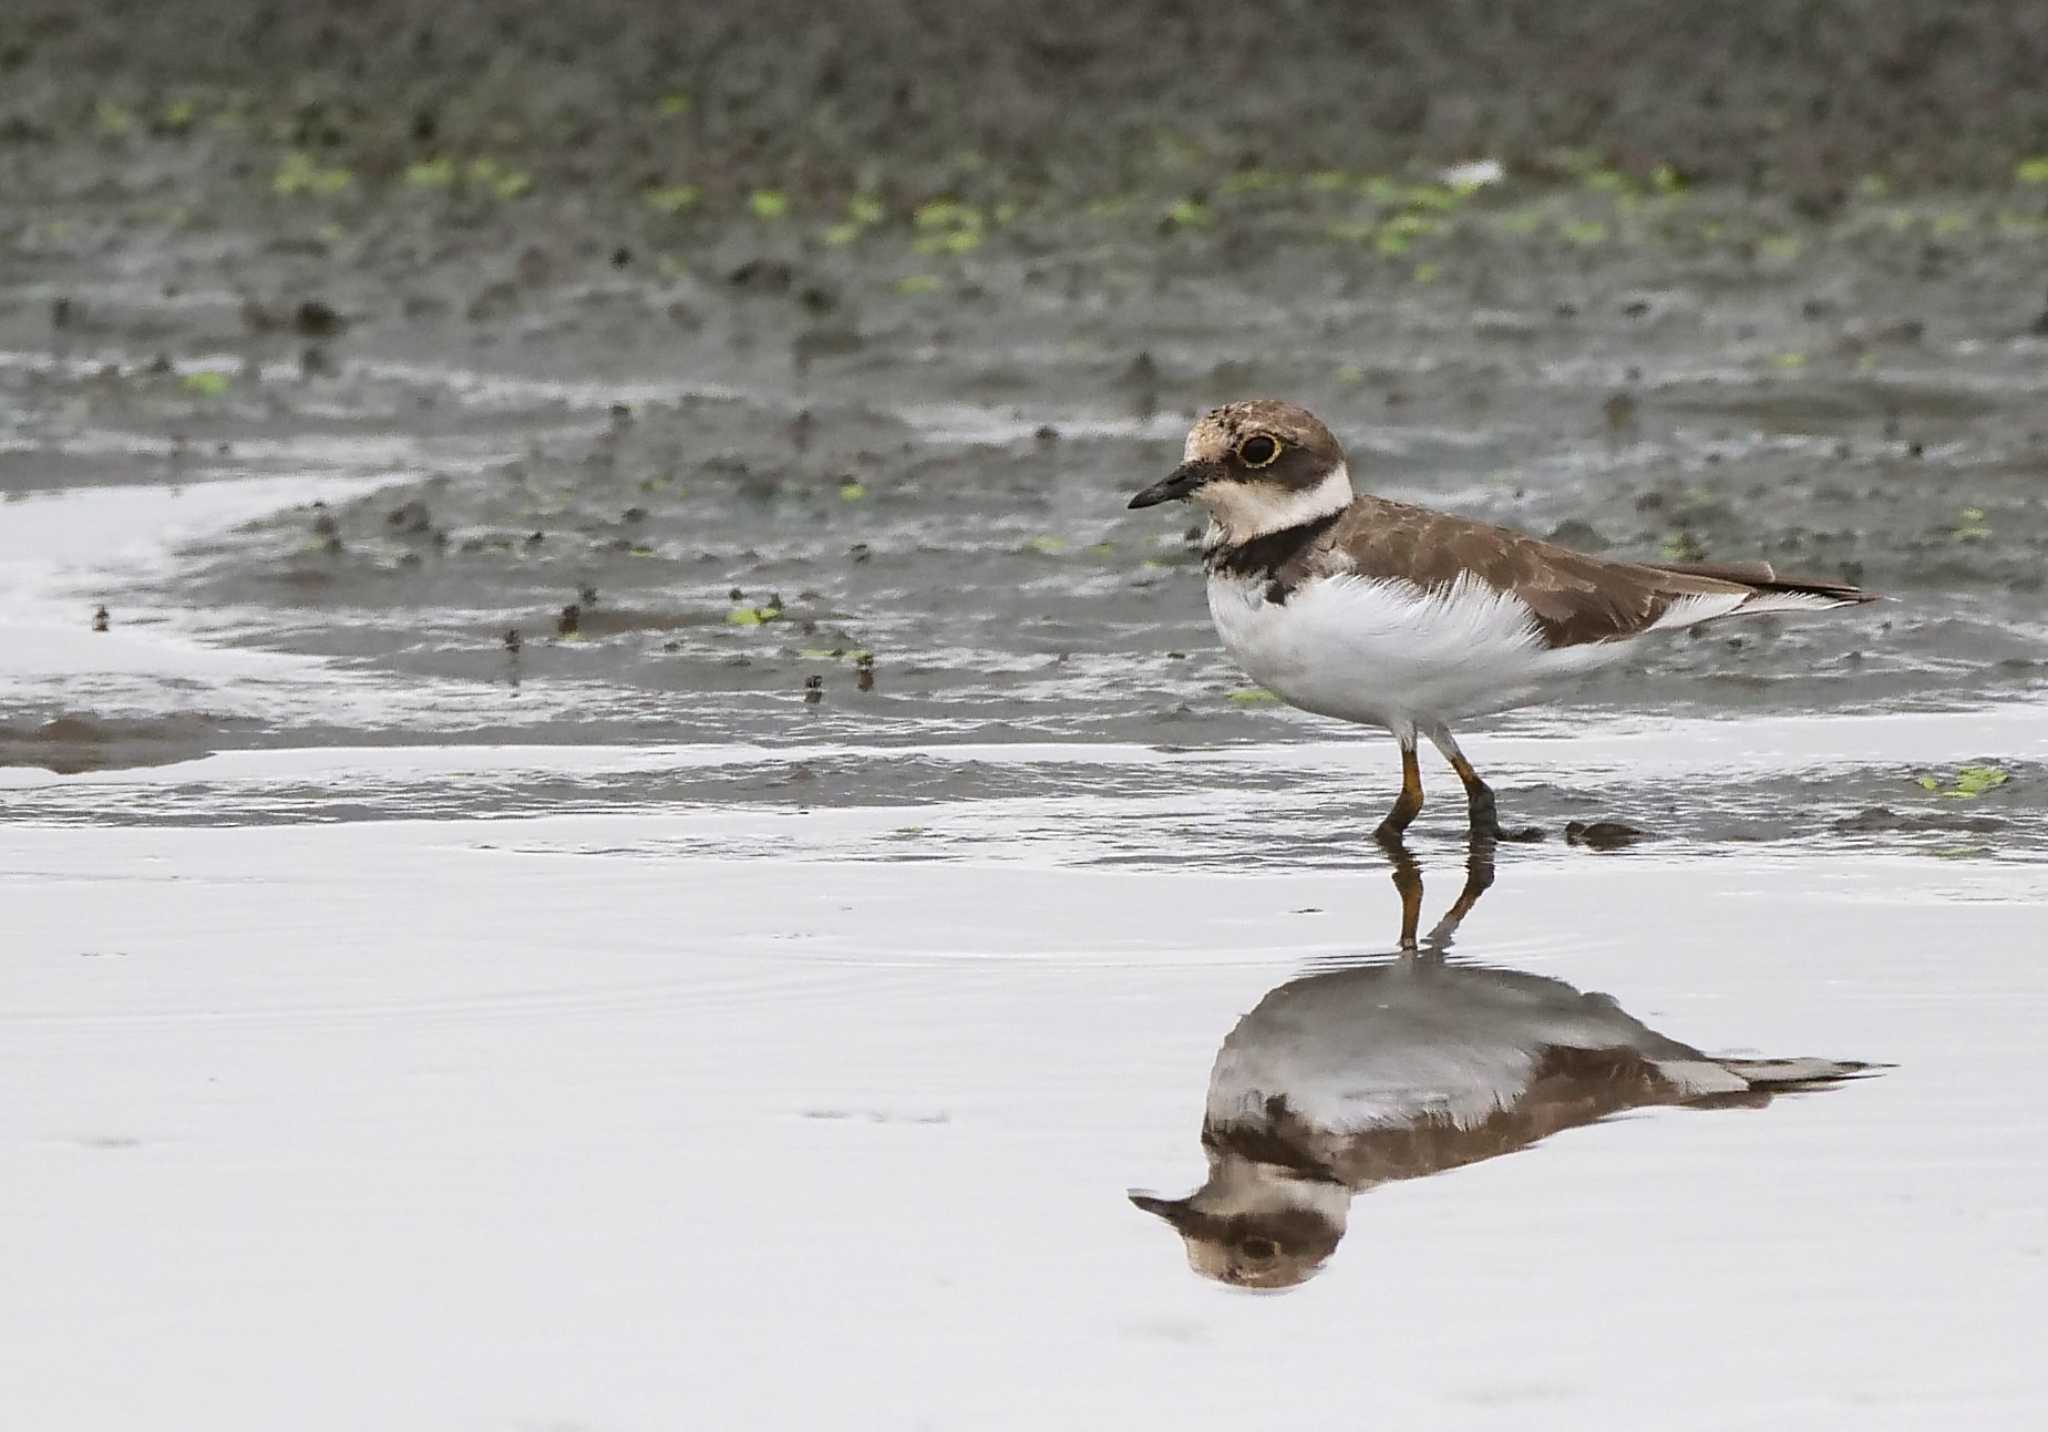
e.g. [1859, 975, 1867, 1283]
[1565, 820, 1649, 850]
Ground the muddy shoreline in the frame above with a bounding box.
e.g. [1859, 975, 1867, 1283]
[3, 0, 2045, 853]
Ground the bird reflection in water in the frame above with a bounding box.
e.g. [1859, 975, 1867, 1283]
[1130, 839, 1876, 1290]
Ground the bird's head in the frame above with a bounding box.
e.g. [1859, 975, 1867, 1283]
[1127, 400, 1353, 544]
[1128, 1154, 1349, 1291]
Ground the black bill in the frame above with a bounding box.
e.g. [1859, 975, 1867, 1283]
[1127, 461, 1213, 509]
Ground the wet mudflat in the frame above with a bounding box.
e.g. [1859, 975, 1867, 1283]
[5, 2, 2048, 1426]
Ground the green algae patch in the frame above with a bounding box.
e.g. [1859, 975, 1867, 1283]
[644, 184, 700, 215]
[912, 200, 985, 254]
[1915, 765, 2012, 800]
[273, 151, 354, 198]
[179, 370, 232, 397]
[405, 157, 458, 189]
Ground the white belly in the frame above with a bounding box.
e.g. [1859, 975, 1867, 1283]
[1206, 570, 1630, 735]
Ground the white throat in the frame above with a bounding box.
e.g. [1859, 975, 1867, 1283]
[1196, 463, 1354, 546]
[1196, 1154, 1353, 1218]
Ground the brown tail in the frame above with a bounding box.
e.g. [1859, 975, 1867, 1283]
[1644, 559, 1881, 606]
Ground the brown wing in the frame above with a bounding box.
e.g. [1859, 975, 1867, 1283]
[1642, 558, 1878, 606]
[1319, 1046, 1695, 1187]
[1315, 498, 1752, 647]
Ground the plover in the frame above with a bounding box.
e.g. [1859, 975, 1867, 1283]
[1129, 852, 1871, 1290]
[1128, 400, 1879, 842]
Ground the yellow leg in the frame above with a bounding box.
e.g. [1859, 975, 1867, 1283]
[1373, 740, 1424, 845]
[1445, 750, 1496, 825]
[1428, 726, 1544, 843]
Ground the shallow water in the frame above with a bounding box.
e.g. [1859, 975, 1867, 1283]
[5, 818, 2044, 1428]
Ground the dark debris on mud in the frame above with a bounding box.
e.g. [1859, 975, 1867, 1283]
[122, 356, 2047, 752]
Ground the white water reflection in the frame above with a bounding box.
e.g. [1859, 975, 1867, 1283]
[1132, 842, 1875, 1288]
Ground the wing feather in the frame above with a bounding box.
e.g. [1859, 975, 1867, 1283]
[1317, 499, 1874, 648]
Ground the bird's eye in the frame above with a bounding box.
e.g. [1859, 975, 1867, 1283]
[1240, 1237, 1279, 1261]
[1236, 434, 1281, 468]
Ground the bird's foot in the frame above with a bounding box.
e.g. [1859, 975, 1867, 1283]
[1467, 793, 1544, 843]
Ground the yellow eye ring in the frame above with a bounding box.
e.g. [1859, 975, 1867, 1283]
[1236, 434, 1283, 468]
